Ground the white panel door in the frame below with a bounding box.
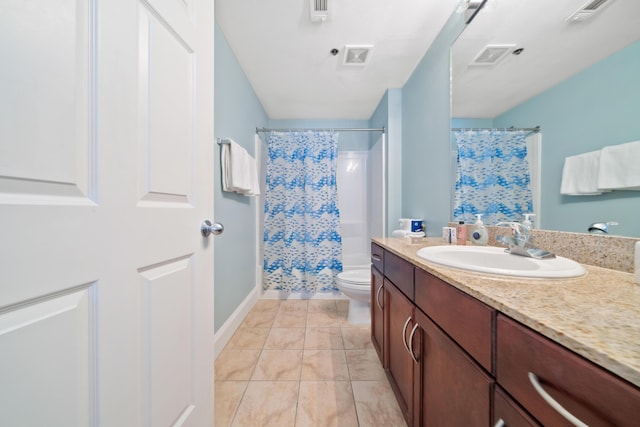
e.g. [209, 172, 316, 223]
[0, 0, 215, 425]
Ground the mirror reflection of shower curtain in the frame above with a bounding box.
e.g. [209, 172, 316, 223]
[525, 132, 541, 228]
[262, 131, 343, 293]
[453, 129, 533, 225]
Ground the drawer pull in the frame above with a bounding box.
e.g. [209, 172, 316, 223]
[376, 284, 384, 310]
[408, 323, 420, 364]
[528, 372, 588, 427]
[494, 419, 505, 427]
[371, 254, 382, 261]
[402, 317, 412, 356]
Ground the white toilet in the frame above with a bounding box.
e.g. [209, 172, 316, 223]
[335, 268, 371, 324]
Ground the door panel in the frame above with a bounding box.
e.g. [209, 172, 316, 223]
[0, 0, 93, 200]
[139, 5, 194, 204]
[140, 257, 193, 425]
[0, 288, 94, 425]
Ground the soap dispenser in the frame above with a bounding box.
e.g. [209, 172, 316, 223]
[522, 213, 536, 229]
[470, 214, 488, 246]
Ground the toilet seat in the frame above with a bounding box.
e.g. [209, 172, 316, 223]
[336, 269, 371, 287]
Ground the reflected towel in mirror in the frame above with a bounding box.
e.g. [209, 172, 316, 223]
[560, 150, 609, 196]
[597, 140, 640, 191]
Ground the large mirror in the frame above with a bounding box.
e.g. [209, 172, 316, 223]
[451, 0, 640, 237]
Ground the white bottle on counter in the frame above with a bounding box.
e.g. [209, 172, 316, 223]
[470, 214, 488, 246]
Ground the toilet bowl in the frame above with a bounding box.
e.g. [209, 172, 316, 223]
[335, 268, 371, 325]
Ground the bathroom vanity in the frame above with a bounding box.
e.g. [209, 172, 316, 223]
[371, 238, 640, 427]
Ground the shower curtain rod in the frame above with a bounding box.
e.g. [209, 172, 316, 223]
[255, 127, 385, 133]
[452, 126, 541, 133]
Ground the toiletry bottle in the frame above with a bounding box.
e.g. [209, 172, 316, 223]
[470, 214, 488, 246]
[522, 213, 536, 229]
[456, 221, 467, 245]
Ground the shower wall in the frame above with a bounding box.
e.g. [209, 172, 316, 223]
[337, 136, 385, 268]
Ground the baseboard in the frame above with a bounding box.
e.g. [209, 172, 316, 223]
[214, 287, 260, 359]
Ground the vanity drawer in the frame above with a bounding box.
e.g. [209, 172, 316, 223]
[370, 242, 384, 273]
[497, 314, 640, 427]
[383, 250, 414, 300]
[415, 268, 494, 373]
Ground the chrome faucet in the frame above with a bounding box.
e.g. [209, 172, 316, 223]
[496, 221, 555, 260]
[588, 221, 619, 234]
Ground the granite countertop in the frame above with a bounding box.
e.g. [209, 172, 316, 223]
[372, 237, 640, 388]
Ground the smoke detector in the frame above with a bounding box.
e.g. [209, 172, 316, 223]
[310, 0, 329, 22]
[343, 45, 374, 66]
[471, 44, 516, 66]
[566, 0, 614, 22]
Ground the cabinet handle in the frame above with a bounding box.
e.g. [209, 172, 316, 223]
[376, 283, 384, 309]
[408, 323, 420, 364]
[494, 419, 505, 427]
[371, 254, 382, 261]
[402, 317, 412, 356]
[528, 372, 588, 427]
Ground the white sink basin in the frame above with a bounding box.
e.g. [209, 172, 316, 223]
[416, 245, 586, 279]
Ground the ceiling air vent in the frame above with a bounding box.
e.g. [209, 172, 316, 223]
[343, 45, 373, 66]
[566, 0, 614, 22]
[310, 0, 329, 22]
[471, 44, 515, 66]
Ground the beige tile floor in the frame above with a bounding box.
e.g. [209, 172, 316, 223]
[215, 299, 407, 427]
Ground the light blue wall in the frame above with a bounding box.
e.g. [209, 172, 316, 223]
[400, 13, 466, 236]
[214, 24, 268, 332]
[494, 40, 640, 236]
[370, 89, 402, 235]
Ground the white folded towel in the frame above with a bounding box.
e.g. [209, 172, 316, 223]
[597, 140, 640, 191]
[560, 150, 608, 196]
[221, 139, 260, 196]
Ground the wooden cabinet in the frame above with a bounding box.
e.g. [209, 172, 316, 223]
[413, 309, 493, 427]
[497, 314, 640, 427]
[371, 265, 384, 363]
[376, 247, 493, 427]
[372, 244, 640, 426]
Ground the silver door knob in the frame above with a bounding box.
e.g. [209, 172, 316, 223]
[201, 220, 224, 237]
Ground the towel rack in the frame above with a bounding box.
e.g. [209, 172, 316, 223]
[217, 138, 231, 145]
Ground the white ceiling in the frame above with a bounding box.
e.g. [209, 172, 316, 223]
[216, 0, 640, 121]
[452, 0, 640, 118]
[215, 0, 460, 120]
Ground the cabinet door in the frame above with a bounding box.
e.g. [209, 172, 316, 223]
[494, 386, 540, 427]
[414, 309, 493, 427]
[371, 266, 385, 364]
[385, 280, 415, 425]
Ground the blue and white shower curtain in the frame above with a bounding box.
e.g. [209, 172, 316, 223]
[263, 131, 342, 293]
[453, 129, 533, 225]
